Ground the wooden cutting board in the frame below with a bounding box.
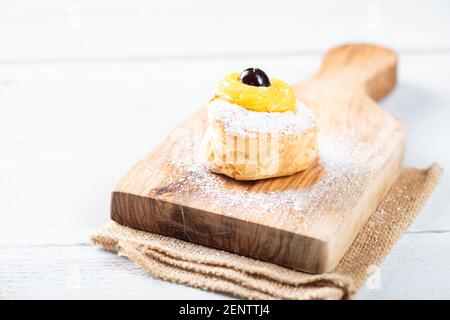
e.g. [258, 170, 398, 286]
[111, 44, 404, 274]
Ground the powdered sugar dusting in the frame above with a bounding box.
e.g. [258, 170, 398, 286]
[207, 98, 316, 137]
[160, 122, 378, 232]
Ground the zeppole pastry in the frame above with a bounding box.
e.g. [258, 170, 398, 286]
[201, 68, 318, 180]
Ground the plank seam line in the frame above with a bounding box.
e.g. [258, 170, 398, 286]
[1, 47, 450, 65]
[405, 229, 450, 234]
[0, 243, 90, 249]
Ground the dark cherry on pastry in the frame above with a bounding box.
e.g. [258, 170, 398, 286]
[239, 68, 271, 87]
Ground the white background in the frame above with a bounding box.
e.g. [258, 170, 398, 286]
[0, 0, 449, 299]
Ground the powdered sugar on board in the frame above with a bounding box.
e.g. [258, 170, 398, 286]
[207, 98, 317, 136]
[156, 120, 380, 231]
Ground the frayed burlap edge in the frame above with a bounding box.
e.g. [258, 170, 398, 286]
[91, 164, 442, 300]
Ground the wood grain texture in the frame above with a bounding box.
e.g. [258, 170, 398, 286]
[110, 44, 404, 273]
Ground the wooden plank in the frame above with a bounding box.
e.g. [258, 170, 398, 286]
[1, 0, 450, 61]
[111, 45, 404, 273]
[356, 232, 450, 299]
[1, 232, 448, 299]
[0, 244, 231, 299]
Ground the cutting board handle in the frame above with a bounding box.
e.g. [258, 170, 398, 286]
[298, 44, 397, 102]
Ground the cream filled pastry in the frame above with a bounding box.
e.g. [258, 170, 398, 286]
[201, 68, 318, 180]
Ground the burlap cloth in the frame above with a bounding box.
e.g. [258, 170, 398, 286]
[91, 164, 442, 300]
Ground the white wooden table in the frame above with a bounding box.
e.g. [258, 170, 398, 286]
[1, 0, 449, 299]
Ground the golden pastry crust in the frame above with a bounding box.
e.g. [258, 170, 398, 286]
[201, 99, 319, 180]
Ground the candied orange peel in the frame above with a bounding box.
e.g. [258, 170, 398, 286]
[215, 72, 296, 112]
